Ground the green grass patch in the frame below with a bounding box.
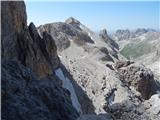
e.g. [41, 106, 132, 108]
[120, 41, 152, 59]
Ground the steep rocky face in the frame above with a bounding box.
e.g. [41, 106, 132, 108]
[99, 29, 119, 50]
[27, 23, 59, 78]
[65, 17, 96, 39]
[38, 22, 71, 51]
[38, 20, 94, 52]
[1, 1, 27, 60]
[99, 29, 119, 60]
[1, 1, 79, 120]
[2, 1, 60, 79]
[19, 23, 60, 78]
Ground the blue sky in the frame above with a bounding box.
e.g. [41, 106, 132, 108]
[25, 1, 159, 32]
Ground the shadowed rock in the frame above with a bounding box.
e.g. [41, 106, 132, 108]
[2, 60, 79, 120]
[1, 1, 79, 120]
[1, 1, 27, 60]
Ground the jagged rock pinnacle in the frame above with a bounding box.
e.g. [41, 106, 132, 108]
[65, 17, 80, 25]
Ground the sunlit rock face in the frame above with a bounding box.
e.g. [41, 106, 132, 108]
[38, 17, 94, 52]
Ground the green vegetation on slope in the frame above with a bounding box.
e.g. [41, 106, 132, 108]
[120, 41, 152, 59]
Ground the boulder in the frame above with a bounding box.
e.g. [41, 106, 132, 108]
[116, 61, 158, 99]
[108, 100, 150, 120]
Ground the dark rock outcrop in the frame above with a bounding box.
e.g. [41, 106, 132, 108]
[2, 60, 79, 120]
[115, 61, 158, 99]
[2, 1, 60, 79]
[99, 47, 114, 62]
[99, 29, 119, 60]
[109, 100, 150, 120]
[99, 29, 119, 50]
[2, 1, 79, 120]
[27, 23, 59, 78]
[1, 1, 27, 60]
[38, 23, 71, 51]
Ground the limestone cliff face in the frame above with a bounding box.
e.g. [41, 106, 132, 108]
[38, 19, 94, 52]
[2, 1, 59, 79]
[1, 1, 79, 120]
[1, 1, 27, 60]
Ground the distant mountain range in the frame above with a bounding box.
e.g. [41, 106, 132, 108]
[111, 28, 158, 41]
[111, 28, 160, 80]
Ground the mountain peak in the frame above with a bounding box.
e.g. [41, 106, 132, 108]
[99, 29, 108, 38]
[65, 17, 80, 25]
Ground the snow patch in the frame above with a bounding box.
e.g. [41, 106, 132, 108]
[79, 24, 97, 42]
[37, 29, 43, 38]
[79, 24, 85, 31]
[55, 68, 82, 113]
[139, 35, 146, 41]
[88, 32, 93, 40]
[58, 55, 62, 58]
